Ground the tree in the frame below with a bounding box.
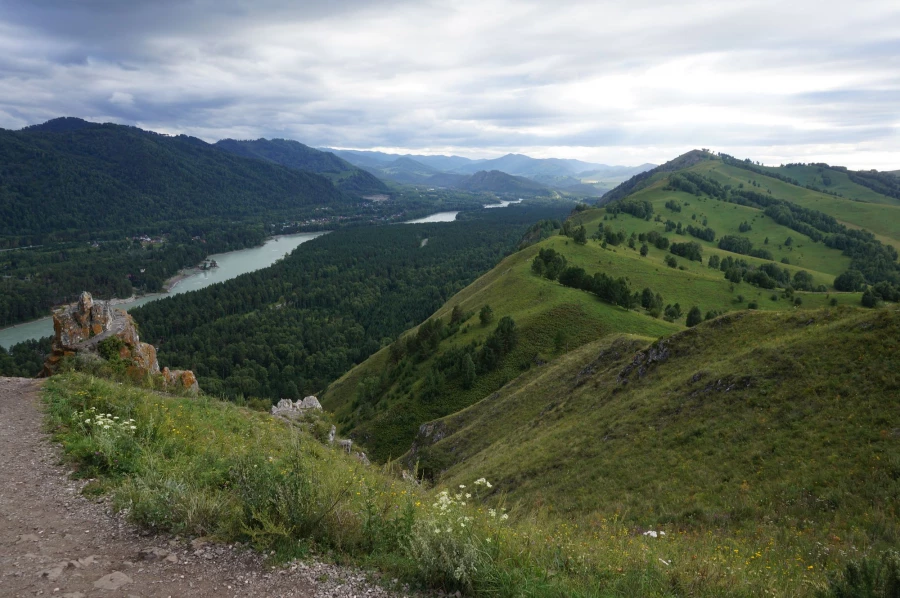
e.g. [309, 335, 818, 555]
[573, 225, 587, 245]
[450, 305, 465, 325]
[640, 244, 649, 257]
[493, 316, 518, 353]
[461, 354, 476, 389]
[686, 306, 703, 327]
[479, 304, 494, 326]
[834, 270, 866, 292]
[861, 289, 878, 308]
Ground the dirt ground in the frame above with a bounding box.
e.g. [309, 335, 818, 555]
[0, 377, 419, 598]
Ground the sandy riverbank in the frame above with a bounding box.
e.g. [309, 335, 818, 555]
[163, 267, 200, 292]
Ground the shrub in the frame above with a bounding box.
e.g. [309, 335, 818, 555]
[407, 479, 506, 592]
[686, 306, 703, 327]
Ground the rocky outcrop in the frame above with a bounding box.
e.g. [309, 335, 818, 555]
[270, 396, 322, 419]
[42, 292, 198, 394]
[161, 367, 200, 394]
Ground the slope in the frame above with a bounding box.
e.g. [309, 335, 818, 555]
[759, 163, 900, 205]
[691, 158, 900, 251]
[321, 186, 870, 463]
[213, 138, 389, 197]
[413, 306, 900, 546]
[0, 118, 349, 240]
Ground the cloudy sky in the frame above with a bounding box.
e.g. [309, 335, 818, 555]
[0, 0, 898, 168]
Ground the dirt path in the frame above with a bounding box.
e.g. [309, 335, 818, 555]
[0, 377, 414, 598]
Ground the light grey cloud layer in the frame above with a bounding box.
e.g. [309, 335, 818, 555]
[0, 0, 897, 168]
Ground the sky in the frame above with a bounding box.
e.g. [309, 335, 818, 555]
[0, 0, 898, 169]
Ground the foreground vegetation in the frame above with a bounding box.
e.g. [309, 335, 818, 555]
[45, 368, 897, 597]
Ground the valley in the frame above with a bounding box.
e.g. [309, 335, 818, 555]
[4, 3, 899, 596]
[2, 130, 898, 598]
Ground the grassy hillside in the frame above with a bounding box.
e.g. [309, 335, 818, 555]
[759, 163, 899, 205]
[690, 159, 900, 251]
[418, 306, 900, 529]
[322, 238, 682, 462]
[322, 192, 868, 463]
[49, 365, 887, 597]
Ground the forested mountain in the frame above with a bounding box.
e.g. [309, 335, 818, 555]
[449, 153, 606, 177]
[364, 157, 443, 184]
[213, 138, 390, 197]
[457, 170, 551, 194]
[0, 118, 349, 243]
[328, 149, 477, 172]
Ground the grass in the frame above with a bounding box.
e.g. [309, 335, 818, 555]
[759, 163, 900, 206]
[322, 242, 681, 462]
[44, 368, 896, 597]
[423, 306, 900, 595]
[324, 207, 864, 465]
[690, 160, 900, 251]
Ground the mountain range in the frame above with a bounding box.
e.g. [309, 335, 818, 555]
[326, 148, 655, 194]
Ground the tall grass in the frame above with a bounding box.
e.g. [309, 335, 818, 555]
[45, 372, 858, 596]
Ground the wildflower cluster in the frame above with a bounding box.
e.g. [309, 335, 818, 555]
[76, 406, 137, 434]
[407, 479, 508, 591]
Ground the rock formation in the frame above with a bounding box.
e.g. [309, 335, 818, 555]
[270, 396, 322, 419]
[42, 292, 198, 394]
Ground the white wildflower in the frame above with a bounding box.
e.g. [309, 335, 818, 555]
[500, 514, 509, 521]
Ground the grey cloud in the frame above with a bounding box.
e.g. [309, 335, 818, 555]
[0, 0, 897, 167]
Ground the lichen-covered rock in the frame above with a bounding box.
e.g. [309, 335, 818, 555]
[42, 292, 197, 394]
[161, 367, 200, 394]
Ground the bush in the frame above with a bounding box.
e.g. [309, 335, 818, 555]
[834, 270, 866, 292]
[407, 480, 506, 592]
[686, 306, 703, 327]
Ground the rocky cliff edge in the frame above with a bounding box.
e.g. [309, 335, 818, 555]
[42, 292, 198, 393]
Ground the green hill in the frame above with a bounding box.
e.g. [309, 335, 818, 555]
[759, 163, 900, 205]
[323, 151, 897, 463]
[214, 138, 390, 197]
[411, 306, 900, 531]
[0, 118, 349, 241]
[322, 148, 900, 545]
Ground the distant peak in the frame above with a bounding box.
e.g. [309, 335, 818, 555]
[22, 117, 96, 133]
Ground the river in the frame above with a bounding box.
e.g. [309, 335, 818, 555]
[0, 232, 326, 348]
[0, 202, 526, 348]
[403, 199, 523, 223]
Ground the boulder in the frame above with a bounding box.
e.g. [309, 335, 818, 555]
[162, 367, 200, 394]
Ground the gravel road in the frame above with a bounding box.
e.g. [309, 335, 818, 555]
[0, 377, 422, 598]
